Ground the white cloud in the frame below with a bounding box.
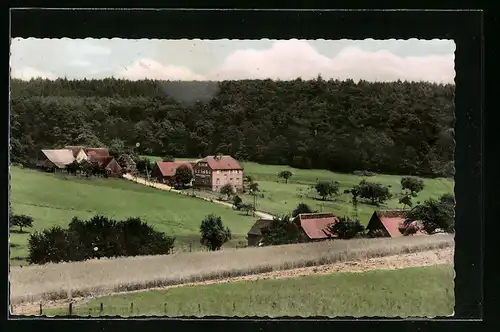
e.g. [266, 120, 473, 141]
[78, 42, 111, 55]
[210, 40, 455, 83]
[69, 59, 91, 67]
[115, 59, 207, 81]
[10, 66, 57, 80]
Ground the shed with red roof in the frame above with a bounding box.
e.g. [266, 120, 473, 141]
[366, 210, 425, 238]
[292, 213, 339, 240]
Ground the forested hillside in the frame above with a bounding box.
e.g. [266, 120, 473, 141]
[10, 77, 455, 177]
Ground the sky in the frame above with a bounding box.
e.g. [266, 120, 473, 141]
[10, 38, 456, 83]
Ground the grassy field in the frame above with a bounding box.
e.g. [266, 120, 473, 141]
[42, 264, 454, 317]
[9, 167, 255, 265]
[145, 156, 454, 223]
[10, 234, 453, 305]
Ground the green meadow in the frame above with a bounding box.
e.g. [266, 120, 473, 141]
[9, 167, 255, 265]
[43, 264, 454, 318]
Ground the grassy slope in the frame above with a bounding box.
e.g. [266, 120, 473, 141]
[145, 156, 454, 224]
[9, 167, 256, 265]
[44, 264, 454, 318]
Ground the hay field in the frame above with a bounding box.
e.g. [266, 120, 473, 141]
[9, 167, 255, 265]
[42, 264, 454, 318]
[10, 234, 454, 305]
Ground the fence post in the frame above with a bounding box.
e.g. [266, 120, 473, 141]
[233, 302, 236, 311]
[198, 303, 201, 313]
[39, 302, 42, 316]
[100, 302, 103, 315]
[69, 302, 73, 316]
[164, 303, 167, 314]
[130, 302, 134, 314]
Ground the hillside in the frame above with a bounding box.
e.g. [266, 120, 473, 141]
[10, 78, 454, 177]
[9, 167, 255, 265]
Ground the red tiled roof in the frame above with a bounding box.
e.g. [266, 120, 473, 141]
[65, 146, 109, 158]
[156, 162, 193, 177]
[296, 213, 338, 240]
[201, 155, 242, 170]
[378, 217, 405, 237]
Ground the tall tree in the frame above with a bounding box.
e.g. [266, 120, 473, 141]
[199, 214, 232, 251]
[278, 170, 293, 184]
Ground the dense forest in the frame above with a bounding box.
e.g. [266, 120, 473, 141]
[10, 77, 455, 177]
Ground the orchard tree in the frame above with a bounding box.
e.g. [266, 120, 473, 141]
[357, 180, 392, 205]
[199, 214, 232, 251]
[220, 184, 235, 200]
[175, 164, 193, 187]
[328, 217, 365, 239]
[278, 170, 293, 184]
[315, 181, 340, 201]
[401, 177, 425, 197]
[399, 194, 413, 209]
[292, 203, 314, 218]
[241, 203, 254, 215]
[10, 214, 34, 233]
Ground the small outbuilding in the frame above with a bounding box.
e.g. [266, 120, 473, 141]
[247, 218, 274, 246]
[292, 212, 339, 241]
[366, 210, 425, 237]
[151, 161, 193, 185]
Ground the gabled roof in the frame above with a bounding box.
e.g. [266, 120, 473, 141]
[41, 149, 75, 168]
[373, 210, 407, 237]
[65, 146, 109, 158]
[295, 213, 338, 240]
[247, 219, 274, 236]
[199, 155, 243, 170]
[155, 162, 193, 177]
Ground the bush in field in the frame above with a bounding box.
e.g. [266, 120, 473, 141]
[240, 203, 255, 215]
[233, 195, 243, 207]
[136, 158, 153, 176]
[9, 214, 34, 233]
[261, 215, 308, 246]
[399, 194, 413, 209]
[292, 203, 315, 218]
[401, 176, 425, 197]
[356, 180, 392, 205]
[27, 215, 175, 264]
[404, 195, 455, 234]
[220, 184, 235, 200]
[315, 181, 340, 200]
[199, 214, 232, 251]
[328, 216, 365, 239]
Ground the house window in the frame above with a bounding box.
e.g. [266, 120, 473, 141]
[216, 179, 220, 184]
[230, 178, 233, 181]
[217, 170, 220, 174]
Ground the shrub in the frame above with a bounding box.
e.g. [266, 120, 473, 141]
[353, 170, 376, 177]
[292, 203, 315, 218]
[199, 214, 232, 251]
[233, 195, 243, 207]
[27, 215, 175, 265]
[399, 194, 413, 209]
[405, 198, 455, 234]
[328, 217, 365, 239]
[9, 214, 34, 233]
[162, 155, 175, 162]
[220, 184, 235, 199]
[261, 215, 308, 246]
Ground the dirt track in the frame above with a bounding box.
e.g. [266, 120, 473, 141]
[12, 247, 454, 315]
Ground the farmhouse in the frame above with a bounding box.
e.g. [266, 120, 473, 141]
[366, 210, 424, 237]
[90, 155, 123, 177]
[193, 155, 243, 192]
[247, 218, 274, 246]
[151, 161, 193, 185]
[292, 213, 339, 241]
[65, 146, 110, 158]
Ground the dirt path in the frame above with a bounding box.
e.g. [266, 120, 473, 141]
[12, 247, 453, 315]
[122, 173, 275, 220]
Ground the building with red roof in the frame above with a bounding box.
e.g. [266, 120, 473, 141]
[292, 213, 339, 240]
[193, 155, 244, 192]
[366, 210, 425, 237]
[151, 161, 193, 185]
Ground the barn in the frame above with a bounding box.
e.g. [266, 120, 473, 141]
[366, 210, 408, 237]
[40, 149, 75, 171]
[247, 218, 274, 246]
[292, 213, 339, 241]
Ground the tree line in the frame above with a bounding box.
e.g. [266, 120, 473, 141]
[11, 77, 455, 177]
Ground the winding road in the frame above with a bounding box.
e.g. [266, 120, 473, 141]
[122, 173, 275, 220]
